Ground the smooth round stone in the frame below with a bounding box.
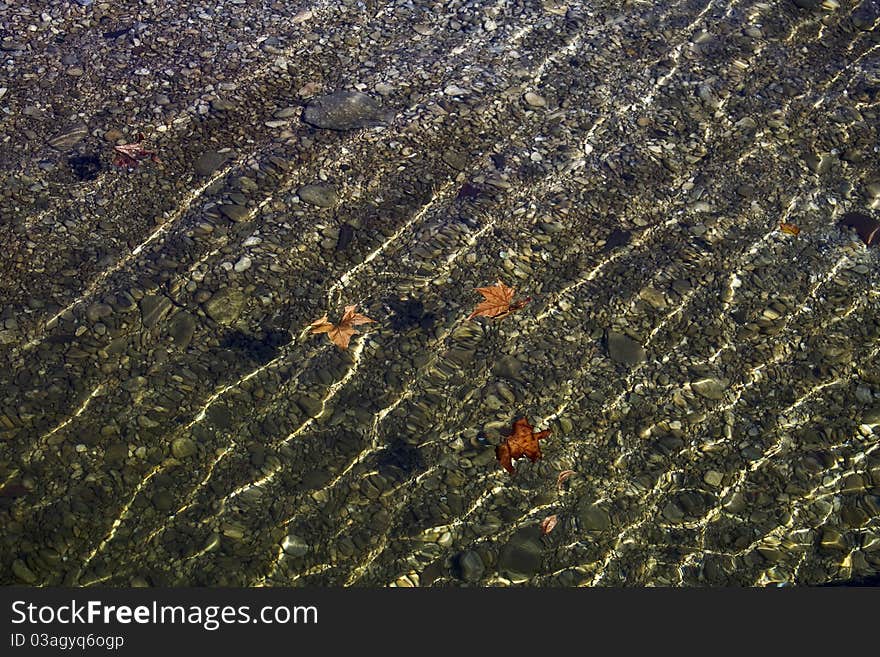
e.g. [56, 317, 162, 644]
[302, 91, 389, 130]
[691, 378, 729, 400]
[444, 84, 468, 96]
[139, 294, 173, 329]
[152, 490, 175, 511]
[86, 303, 113, 323]
[639, 287, 667, 309]
[577, 501, 610, 531]
[498, 527, 543, 582]
[492, 355, 523, 380]
[606, 330, 646, 365]
[456, 550, 485, 582]
[12, 559, 37, 584]
[47, 123, 88, 149]
[233, 256, 252, 272]
[193, 150, 228, 176]
[273, 107, 299, 118]
[662, 501, 685, 523]
[282, 534, 309, 557]
[168, 312, 196, 350]
[295, 395, 323, 418]
[203, 287, 246, 325]
[297, 184, 338, 207]
[219, 204, 250, 223]
[523, 91, 546, 107]
[171, 437, 197, 459]
[211, 99, 236, 111]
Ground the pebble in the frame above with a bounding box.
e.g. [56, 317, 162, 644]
[498, 527, 543, 582]
[297, 183, 338, 207]
[12, 559, 37, 584]
[85, 303, 113, 323]
[1, 0, 874, 590]
[606, 330, 647, 365]
[233, 256, 252, 272]
[456, 550, 485, 582]
[219, 204, 250, 223]
[444, 84, 469, 96]
[302, 91, 389, 130]
[577, 501, 611, 531]
[523, 91, 546, 107]
[171, 437, 197, 459]
[210, 99, 236, 112]
[638, 287, 667, 309]
[152, 490, 175, 511]
[203, 287, 246, 324]
[168, 312, 196, 350]
[691, 378, 729, 400]
[281, 534, 309, 557]
[47, 123, 88, 150]
[193, 150, 228, 177]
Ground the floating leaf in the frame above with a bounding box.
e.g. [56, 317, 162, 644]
[496, 417, 551, 475]
[310, 304, 375, 350]
[468, 280, 531, 320]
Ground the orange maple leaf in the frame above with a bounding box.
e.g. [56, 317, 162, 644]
[467, 280, 531, 320]
[309, 304, 375, 349]
[496, 417, 551, 475]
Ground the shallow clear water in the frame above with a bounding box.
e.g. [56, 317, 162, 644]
[1, 0, 879, 587]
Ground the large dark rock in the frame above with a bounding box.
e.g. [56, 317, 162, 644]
[606, 330, 646, 365]
[302, 91, 390, 130]
[498, 527, 543, 581]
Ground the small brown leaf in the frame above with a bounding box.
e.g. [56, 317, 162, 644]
[540, 514, 558, 535]
[556, 469, 576, 491]
[496, 417, 551, 475]
[309, 304, 375, 350]
[468, 280, 531, 320]
[779, 222, 801, 236]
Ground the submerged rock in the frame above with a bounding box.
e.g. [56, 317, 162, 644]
[606, 330, 646, 365]
[298, 183, 338, 207]
[302, 91, 390, 130]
